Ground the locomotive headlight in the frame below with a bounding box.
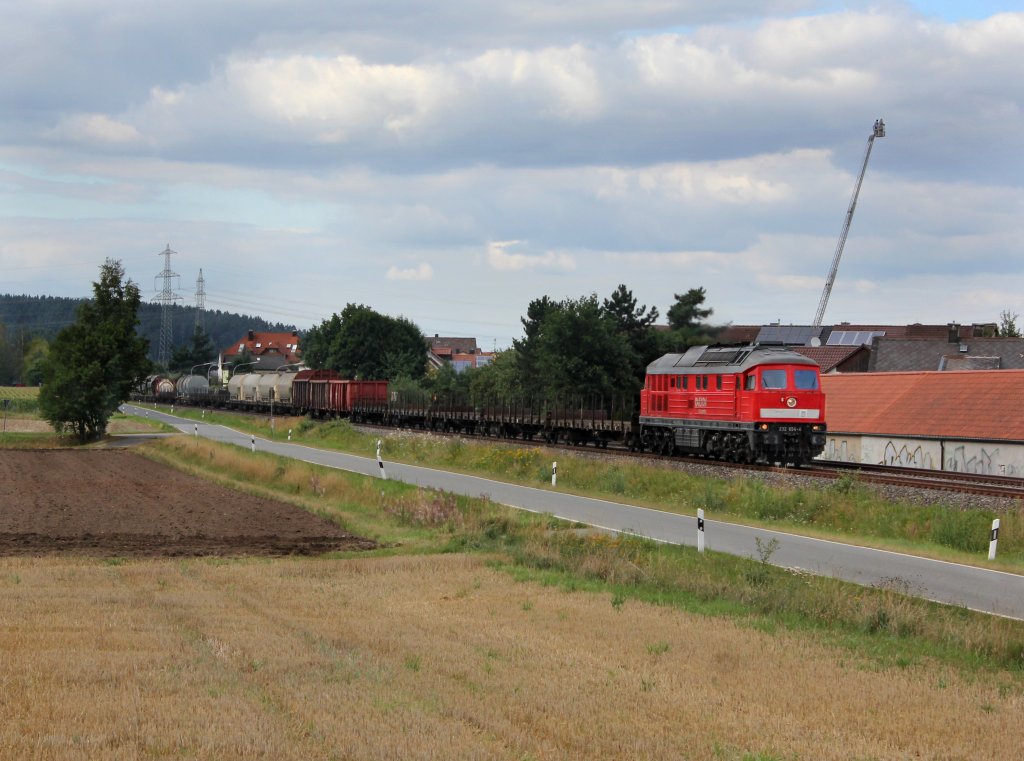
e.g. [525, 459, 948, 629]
[760, 423, 769, 430]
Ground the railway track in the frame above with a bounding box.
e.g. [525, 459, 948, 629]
[808, 460, 1024, 500]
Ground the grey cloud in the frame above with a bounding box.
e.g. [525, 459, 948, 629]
[14, 10, 1018, 190]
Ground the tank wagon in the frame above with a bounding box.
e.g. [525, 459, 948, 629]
[139, 375, 176, 400]
[639, 344, 826, 464]
[176, 374, 210, 398]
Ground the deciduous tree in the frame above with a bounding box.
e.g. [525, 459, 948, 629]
[305, 304, 427, 380]
[38, 260, 151, 442]
[999, 309, 1021, 338]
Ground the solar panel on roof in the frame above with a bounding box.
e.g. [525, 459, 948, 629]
[827, 330, 885, 346]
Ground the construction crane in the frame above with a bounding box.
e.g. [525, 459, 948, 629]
[811, 118, 885, 328]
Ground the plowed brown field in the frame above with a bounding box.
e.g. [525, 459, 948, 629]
[0, 450, 376, 557]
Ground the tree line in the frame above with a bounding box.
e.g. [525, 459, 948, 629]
[304, 285, 721, 406]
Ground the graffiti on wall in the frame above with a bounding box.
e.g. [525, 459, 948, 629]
[826, 435, 1024, 475]
[825, 438, 852, 462]
[882, 440, 935, 469]
[945, 445, 1023, 476]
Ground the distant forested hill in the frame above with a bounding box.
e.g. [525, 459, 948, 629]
[0, 293, 298, 363]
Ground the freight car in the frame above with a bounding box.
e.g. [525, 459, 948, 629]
[638, 344, 826, 464]
[350, 390, 633, 447]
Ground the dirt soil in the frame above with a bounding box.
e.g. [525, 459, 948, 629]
[0, 449, 377, 557]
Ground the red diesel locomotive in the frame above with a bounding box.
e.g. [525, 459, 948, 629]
[639, 344, 826, 464]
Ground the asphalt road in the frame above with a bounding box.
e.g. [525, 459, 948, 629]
[123, 404, 1024, 620]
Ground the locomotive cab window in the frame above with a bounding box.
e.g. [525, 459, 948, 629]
[794, 370, 819, 390]
[716, 375, 722, 390]
[744, 374, 756, 391]
[761, 369, 787, 390]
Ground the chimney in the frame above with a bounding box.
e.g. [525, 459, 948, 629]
[248, 329, 255, 341]
[947, 323, 959, 343]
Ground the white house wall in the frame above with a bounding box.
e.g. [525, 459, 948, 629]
[943, 441, 1024, 477]
[821, 434, 1024, 476]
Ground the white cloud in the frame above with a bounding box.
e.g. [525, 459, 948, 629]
[386, 263, 434, 281]
[463, 44, 605, 120]
[487, 241, 576, 272]
[48, 113, 143, 145]
[230, 55, 453, 140]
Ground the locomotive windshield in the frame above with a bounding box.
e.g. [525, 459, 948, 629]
[760, 369, 787, 389]
[794, 369, 819, 390]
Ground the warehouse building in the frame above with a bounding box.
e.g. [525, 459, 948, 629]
[819, 370, 1024, 476]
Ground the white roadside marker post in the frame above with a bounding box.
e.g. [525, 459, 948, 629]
[194, 423, 198, 438]
[377, 440, 387, 480]
[552, 461, 557, 487]
[697, 509, 705, 553]
[989, 518, 1000, 560]
[251, 435, 256, 453]
[287, 428, 292, 441]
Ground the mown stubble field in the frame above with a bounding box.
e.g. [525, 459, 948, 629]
[1, 553, 1021, 760]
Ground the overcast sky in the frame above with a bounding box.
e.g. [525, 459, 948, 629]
[2, 1, 1023, 348]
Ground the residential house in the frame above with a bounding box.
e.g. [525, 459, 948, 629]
[222, 330, 302, 370]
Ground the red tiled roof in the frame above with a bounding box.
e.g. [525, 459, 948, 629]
[821, 370, 1024, 442]
[222, 331, 302, 363]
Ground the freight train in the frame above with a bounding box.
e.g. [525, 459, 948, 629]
[136, 344, 827, 465]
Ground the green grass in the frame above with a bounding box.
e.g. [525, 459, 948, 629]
[0, 432, 63, 448]
[0, 385, 40, 413]
[138, 403, 1024, 570]
[0, 386, 40, 400]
